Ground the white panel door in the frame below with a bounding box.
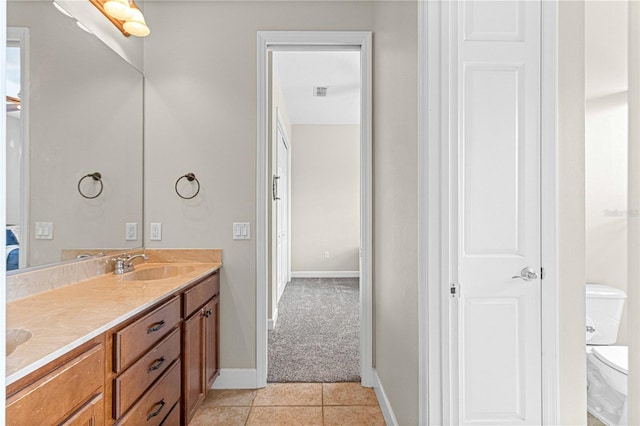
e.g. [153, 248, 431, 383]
[452, 1, 542, 424]
[276, 122, 290, 302]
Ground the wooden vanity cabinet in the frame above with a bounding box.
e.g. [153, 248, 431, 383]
[106, 296, 182, 425]
[183, 271, 220, 425]
[6, 336, 105, 426]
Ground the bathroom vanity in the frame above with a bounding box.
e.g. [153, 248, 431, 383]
[5, 250, 221, 425]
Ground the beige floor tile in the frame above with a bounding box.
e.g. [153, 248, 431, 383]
[246, 406, 323, 426]
[189, 406, 251, 426]
[323, 406, 386, 426]
[322, 383, 379, 406]
[203, 389, 257, 407]
[253, 383, 322, 406]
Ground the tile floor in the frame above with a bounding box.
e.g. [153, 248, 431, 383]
[189, 383, 386, 426]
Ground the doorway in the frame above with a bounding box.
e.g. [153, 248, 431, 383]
[256, 31, 373, 388]
[5, 28, 30, 270]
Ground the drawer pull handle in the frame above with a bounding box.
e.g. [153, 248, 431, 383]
[147, 356, 166, 373]
[147, 320, 166, 334]
[146, 399, 166, 421]
[203, 309, 213, 318]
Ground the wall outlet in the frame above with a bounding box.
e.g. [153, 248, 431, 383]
[125, 223, 138, 241]
[35, 222, 54, 240]
[233, 222, 251, 240]
[324, 251, 330, 260]
[150, 223, 162, 241]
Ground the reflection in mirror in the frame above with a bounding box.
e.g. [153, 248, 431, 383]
[6, 1, 143, 272]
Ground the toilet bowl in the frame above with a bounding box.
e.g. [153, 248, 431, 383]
[585, 284, 628, 426]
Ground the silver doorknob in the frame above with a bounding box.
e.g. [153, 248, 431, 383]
[512, 267, 538, 281]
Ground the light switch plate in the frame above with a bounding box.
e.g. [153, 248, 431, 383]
[233, 222, 250, 240]
[150, 223, 162, 241]
[35, 222, 54, 240]
[125, 223, 138, 241]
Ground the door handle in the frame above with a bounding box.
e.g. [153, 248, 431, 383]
[512, 267, 538, 281]
[272, 175, 281, 201]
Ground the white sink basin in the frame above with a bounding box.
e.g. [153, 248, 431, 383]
[124, 265, 195, 281]
[7, 328, 32, 356]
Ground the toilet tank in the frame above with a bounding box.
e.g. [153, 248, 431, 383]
[585, 284, 627, 345]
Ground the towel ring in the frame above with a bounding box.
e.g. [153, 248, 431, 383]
[78, 172, 103, 199]
[175, 172, 200, 199]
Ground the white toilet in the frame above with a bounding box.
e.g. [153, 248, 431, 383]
[586, 284, 628, 426]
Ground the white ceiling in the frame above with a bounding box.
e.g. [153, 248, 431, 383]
[273, 50, 360, 125]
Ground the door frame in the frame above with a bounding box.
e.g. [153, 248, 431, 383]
[418, 2, 559, 424]
[6, 27, 30, 269]
[256, 31, 373, 388]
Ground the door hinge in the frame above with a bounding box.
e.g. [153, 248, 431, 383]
[450, 282, 458, 298]
[540, 267, 546, 280]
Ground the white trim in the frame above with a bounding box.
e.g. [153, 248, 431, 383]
[257, 31, 373, 389]
[290, 271, 360, 279]
[6, 27, 30, 269]
[540, 1, 560, 424]
[423, 0, 452, 423]
[417, 1, 430, 425]
[212, 369, 258, 390]
[422, 1, 559, 424]
[268, 307, 278, 330]
[1, 0, 9, 416]
[372, 369, 399, 426]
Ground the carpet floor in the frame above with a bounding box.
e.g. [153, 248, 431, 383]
[268, 277, 360, 383]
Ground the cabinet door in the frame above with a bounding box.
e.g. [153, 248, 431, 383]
[183, 308, 206, 424]
[204, 297, 220, 389]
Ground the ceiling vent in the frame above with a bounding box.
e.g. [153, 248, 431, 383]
[313, 86, 328, 97]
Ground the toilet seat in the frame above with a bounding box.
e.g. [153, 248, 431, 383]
[592, 346, 628, 375]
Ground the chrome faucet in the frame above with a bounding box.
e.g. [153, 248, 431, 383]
[112, 254, 148, 275]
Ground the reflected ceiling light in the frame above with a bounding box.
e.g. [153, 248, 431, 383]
[103, 0, 133, 21]
[123, 4, 150, 37]
[52, 1, 74, 18]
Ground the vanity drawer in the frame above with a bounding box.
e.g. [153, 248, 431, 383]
[114, 296, 181, 373]
[6, 343, 104, 425]
[160, 401, 180, 426]
[113, 327, 181, 418]
[115, 360, 181, 426]
[183, 272, 219, 318]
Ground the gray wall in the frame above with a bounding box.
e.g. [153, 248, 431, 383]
[558, 1, 587, 423]
[291, 124, 360, 273]
[372, 2, 419, 424]
[143, 1, 419, 423]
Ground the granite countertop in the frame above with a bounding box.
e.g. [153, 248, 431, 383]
[6, 261, 221, 386]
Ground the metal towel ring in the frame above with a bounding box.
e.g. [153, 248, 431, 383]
[175, 172, 200, 199]
[78, 172, 103, 199]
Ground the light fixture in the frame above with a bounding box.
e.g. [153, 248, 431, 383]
[123, 4, 150, 37]
[52, 1, 74, 18]
[103, 0, 133, 21]
[89, 0, 150, 38]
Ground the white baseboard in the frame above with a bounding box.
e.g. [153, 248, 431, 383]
[291, 271, 360, 278]
[212, 368, 259, 389]
[268, 307, 278, 330]
[372, 369, 399, 426]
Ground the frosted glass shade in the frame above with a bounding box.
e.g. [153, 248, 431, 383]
[123, 7, 150, 37]
[104, 0, 133, 20]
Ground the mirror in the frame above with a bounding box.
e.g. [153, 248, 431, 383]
[5, 0, 143, 271]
